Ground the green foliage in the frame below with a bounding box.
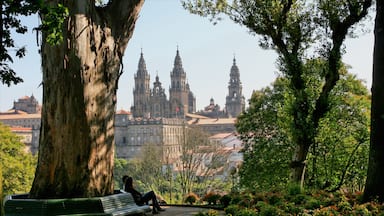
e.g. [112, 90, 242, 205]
[113, 144, 163, 193]
[307, 73, 370, 191]
[1, 1, 69, 86]
[221, 190, 384, 215]
[184, 192, 199, 205]
[0, 0, 40, 86]
[184, 0, 372, 188]
[39, 4, 69, 45]
[236, 59, 370, 192]
[1, 162, 3, 216]
[236, 78, 292, 191]
[0, 123, 36, 195]
[287, 183, 303, 196]
[225, 204, 258, 216]
[203, 191, 221, 205]
[220, 194, 232, 207]
[195, 209, 219, 216]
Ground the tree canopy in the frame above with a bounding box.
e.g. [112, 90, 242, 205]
[236, 60, 370, 192]
[0, 0, 38, 86]
[0, 123, 36, 195]
[184, 0, 372, 186]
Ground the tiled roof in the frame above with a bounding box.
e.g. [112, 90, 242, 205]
[0, 113, 41, 120]
[116, 109, 131, 115]
[209, 132, 233, 139]
[10, 127, 32, 132]
[188, 118, 236, 125]
[185, 113, 209, 119]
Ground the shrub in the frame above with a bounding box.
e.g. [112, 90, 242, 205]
[287, 183, 302, 196]
[184, 192, 199, 205]
[225, 204, 240, 215]
[203, 192, 221, 205]
[305, 197, 322, 210]
[195, 209, 219, 216]
[292, 194, 308, 205]
[284, 202, 304, 215]
[236, 208, 258, 216]
[220, 194, 232, 207]
[337, 200, 352, 213]
[267, 193, 283, 206]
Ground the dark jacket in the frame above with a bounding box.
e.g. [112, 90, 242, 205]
[125, 187, 144, 205]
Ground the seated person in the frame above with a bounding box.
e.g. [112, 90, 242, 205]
[123, 176, 165, 214]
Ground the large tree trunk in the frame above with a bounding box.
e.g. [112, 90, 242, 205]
[30, 0, 144, 198]
[364, 0, 384, 202]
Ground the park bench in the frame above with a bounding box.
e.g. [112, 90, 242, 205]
[4, 191, 152, 216]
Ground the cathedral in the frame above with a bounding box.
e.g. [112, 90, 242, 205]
[131, 49, 196, 118]
[131, 49, 245, 119]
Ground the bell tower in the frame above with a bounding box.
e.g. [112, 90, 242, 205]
[132, 51, 151, 118]
[169, 48, 189, 117]
[225, 57, 245, 117]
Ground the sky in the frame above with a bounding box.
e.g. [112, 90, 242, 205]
[0, 1, 375, 112]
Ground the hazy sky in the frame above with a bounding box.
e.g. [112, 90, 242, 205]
[0, 1, 374, 112]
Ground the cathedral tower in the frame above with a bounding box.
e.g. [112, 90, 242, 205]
[150, 74, 169, 118]
[169, 49, 194, 117]
[132, 51, 151, 118]
[225, 57, 245, 117]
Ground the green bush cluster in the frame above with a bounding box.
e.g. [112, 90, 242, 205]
[185, 192, 199, 205]
[221, 189, 384, 216]
[203, 192, 221, 205]
[194, 209, 220, 216]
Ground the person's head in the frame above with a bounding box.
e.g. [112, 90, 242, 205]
[122, 175, 129, 183]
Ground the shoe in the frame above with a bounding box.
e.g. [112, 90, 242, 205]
[152, 209, 159, 214]
[157, 207, 165, 212]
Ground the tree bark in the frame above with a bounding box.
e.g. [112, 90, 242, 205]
[30, 0, 143, 198]
[364, 0, 384, 202]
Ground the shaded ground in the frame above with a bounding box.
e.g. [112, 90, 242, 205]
[151, 206, 225, 216]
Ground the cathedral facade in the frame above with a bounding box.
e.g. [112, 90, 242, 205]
[131, 49, 196, 118]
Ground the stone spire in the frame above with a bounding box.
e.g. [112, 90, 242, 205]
[137, 50, 149, 77]
[172, 48, 185, 75]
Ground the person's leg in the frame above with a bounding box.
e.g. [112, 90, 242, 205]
[142, 191, 164, 212]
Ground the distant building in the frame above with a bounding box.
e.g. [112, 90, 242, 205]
[12, 95, 41, 114]
[187, 132, 243, 181]
[188, 117, 236, 135]
[115, 117, 186, 166]
[131, 49, 196, 118]
[225, 57, 245, 117]
[197, 57, 245, 118]
[196, 98, 226, 118]
[0, 111, 41, 154]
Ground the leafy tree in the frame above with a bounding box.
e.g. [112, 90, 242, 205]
[236, 78, 293, 190]
[114, 146, 164, 195]
[236, 61, 370, 192]
[183, 0, 372, 186]
[0, 0, 39, 86]
[29, 0, 144, 198]
[364, 0, 384, 202]
[308, 72, 370, 191]
[179, 127, 210, 194]
[0, 123, 36, 196]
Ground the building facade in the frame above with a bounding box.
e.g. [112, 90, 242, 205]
[115, 116, 186, 165]
[0, 111, 41, 154]
[131, 49, 196, 118]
